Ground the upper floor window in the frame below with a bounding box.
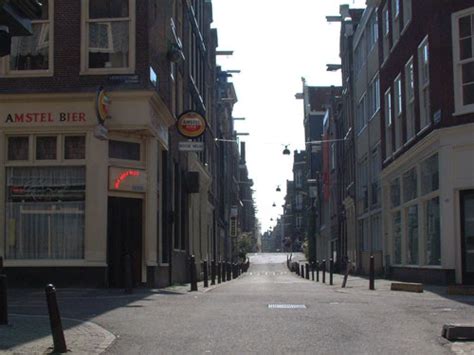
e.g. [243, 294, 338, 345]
[368, 10, 379, 53]
[452, 8, 474, 114]
[1, 0, 53, 76]
[418, 37, 431, 129]
[391, 0, 401, 44]
[402, 0, 412, 30]
[384, 88, 393, 159]
[394, 74, 403, 149]
[405, 58, 415, 140]
[81, 0, 136, 74]
[382, 5, 390, 62]
[356, 93, 367, 133]
[368, 75, 380, 118]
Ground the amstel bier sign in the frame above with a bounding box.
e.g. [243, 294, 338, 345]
[176, 111, 206, 139]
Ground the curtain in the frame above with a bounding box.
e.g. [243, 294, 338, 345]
[5, 167, 85, 260]
[89, 21, 129, 53]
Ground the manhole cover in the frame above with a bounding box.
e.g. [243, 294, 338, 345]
[268, 304, 306, 309]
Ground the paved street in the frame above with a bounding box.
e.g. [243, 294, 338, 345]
[4, 253, 474, 354]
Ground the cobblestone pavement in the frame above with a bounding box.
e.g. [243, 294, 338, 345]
[0, 314, 115, 354]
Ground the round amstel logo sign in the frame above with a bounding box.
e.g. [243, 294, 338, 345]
[177, 111, 206, 138]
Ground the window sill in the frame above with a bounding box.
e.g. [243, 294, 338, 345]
[453, 107, 474, 116]
[80, 68, 135, 76]
[2, 70, 54, 78]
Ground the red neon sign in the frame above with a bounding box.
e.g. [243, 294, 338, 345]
[114, 170, 140, 189]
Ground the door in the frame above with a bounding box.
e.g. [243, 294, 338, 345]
[107, 197, 143, 288]
[461, 190, 474, 284]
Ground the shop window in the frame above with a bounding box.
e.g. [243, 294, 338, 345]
[402, 167, 417, 202]
[421, 153, 439, 195]
[407, 205, 419, 265]
[7, 0, 52, 74]
[64, 136, 86, 160]
[7, 136, 29, 161]
[5, 166, 85, 259]
[36, 136, 57, 160]
[82, 0, 135, 73]
[392, 211, 402, 264]
[425, 197, 441, 265]
[109, 140, 140, 160]
[390, 178, 401, 208]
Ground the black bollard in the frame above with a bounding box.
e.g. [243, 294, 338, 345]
[203, 261, 209, 288]
[369, 255, 375, 290]
[222, 262, 227, 282]
[227, 262, 232, 281]
[329, 258, 334, 285]
[211, 260, 216, 285]
[296, 264, 300, 276]
[45, 284, 67, 353]
[305, 263, 309, 280]
[0, 274, 8, 325]
[316, 261, 320, 282]
[190, 255, 198, 291]
[311, 262, 315, 281]
[301, 265, 304, 278]
[124, 253, 133, 294]
[342, 259, 351, 288]
[322, 260, 326, 284]
[217, 261, 222, 283]
[0, 256, 3, 273]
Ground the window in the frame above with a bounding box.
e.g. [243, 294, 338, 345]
[403, 167, 418, 202]
[5, 166, 85, 259]
[394, 75, 403, 149]
[356, 94, 367, 133]
[407, 205, 419, 265]
[358, 157, 368, 212]
[372, 214, 382, 251]
[4, 0, 53, 74]
[370, 146, 381, 207]
[384, 89, 393, 158]
[390, 178, 401, 208]
[425, 197, 441, 265]
[392, 211, 402, 264]
[36, 136, 57, 160]
[368, 76, 380, 118]
[82, 0, 135, 73]
[392, 0, 400, 44]
[418, 37, 431, 129]
[368, 11, 379, 53]
[421, 153, 439, 195]
[359, 218, 369, 252]
[295, 169, 303, 188]
[64, 136, 86, 160]
[383, 5, 390, 61]
[402, 0, 412, 29]
[295, 194, 303, 210]
[7, 137, 29, 161]
[452, 9, 474, 113]
[405, 58, 415, 140]
[109, 140, 141, 160]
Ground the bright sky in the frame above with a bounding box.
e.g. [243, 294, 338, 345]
[213, 0, 367, 232]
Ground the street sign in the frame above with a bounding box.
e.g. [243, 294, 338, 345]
[93, 124, 108, 140]
[179, 141, 204, 152]
[229, 217, 237, 237]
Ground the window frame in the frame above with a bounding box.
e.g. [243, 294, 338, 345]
[80, 0, 136, 75]
[418, 36, 431, 130]
[384, 88, 393, 160]
[405, 57, 416, 142]
[394, 74, 403, 150]
[0, 0, 54, 77]
[452, 7, 474, 115]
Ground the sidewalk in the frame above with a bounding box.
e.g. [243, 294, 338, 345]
[0, 314, 115, 354]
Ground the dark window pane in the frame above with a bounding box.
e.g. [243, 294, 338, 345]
[109, 140, 140, 160]
[65, 136, 86, 160]
[421, 153, 439, 195]
[403, 168, 417, 202]
[8, 137, 29, 160]
[89, 0, 129, 18]
[462, 61, 474, 84]
[463, 83, 474, 105]
[36, 136, 57, 160]
[459, 15, 472, 38]
[460, 38, 472, 61]
[88, 21, 129, 68]
[10, 23, 50, 70]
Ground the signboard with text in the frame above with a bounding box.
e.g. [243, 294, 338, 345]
[109, 167, 147, 193]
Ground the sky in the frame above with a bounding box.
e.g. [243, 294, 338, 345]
[212, 0, 367, 232]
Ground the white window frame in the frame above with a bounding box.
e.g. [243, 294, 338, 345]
[384, 88, 393, 160]
[394, 74, 403, 150]
[369, 75, 381, 119]
[452, 7, 474, 115]
[418, 36, 431, 130]
[356, 93, 367, 134]
[0, 0, 54, 77]
[80, 0, 136, 75]
[405, 57, 416, 141]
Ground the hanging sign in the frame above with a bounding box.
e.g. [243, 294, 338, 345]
[176, 111, 206, 138]
[179, 141, 204, 152]
[95, 87, 111, 124]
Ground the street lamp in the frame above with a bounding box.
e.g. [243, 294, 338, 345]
[276, 185, 281, 192]
[272, 202, 276, 207]
[282, 145, 290, 155]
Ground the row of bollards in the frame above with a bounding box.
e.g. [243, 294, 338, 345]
[287, 254, 376, 290]
[189, 256, 249, 292]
